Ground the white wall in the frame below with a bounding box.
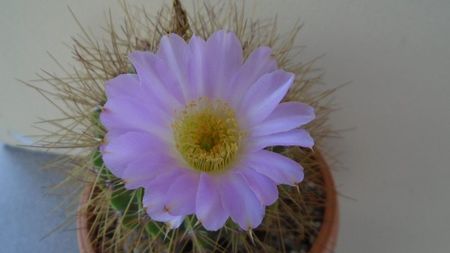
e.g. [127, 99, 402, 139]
[1, 0, 450, 252]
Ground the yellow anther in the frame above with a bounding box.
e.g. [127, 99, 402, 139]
[172, 97, 243, 173]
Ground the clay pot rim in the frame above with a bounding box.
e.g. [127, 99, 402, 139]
[76, 150, 338, 253]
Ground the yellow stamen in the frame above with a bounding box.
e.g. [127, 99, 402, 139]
[172, 97, 243, 173]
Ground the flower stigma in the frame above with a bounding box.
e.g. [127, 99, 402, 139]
[172, 97, 243, 173]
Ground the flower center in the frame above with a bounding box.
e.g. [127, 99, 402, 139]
[172, 97, 242, 173]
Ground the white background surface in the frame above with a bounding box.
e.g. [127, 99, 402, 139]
[1, 0, 450, 252]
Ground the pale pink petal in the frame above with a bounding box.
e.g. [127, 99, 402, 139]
[219, 172, 264, 230]
[195, 174, 229, 231]
[252, 102, 315, 136]
[238, 168, 278, 206]
[238, 70, 295, 128]
[245, 150, 304, 185]
[247, 128, 314, 151]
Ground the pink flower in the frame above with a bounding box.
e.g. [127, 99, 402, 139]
[100, 30, 315, 231]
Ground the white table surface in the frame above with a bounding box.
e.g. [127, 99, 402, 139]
[1, 0, 450, 252]
[0, 144, 77, 252]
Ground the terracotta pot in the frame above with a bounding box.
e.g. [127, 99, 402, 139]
[77, 151, 338, 253]
[77, 187, 96, 253]
[309, 151, 339, 253]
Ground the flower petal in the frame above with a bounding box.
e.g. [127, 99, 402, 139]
[219, 172, 264, 230]
[104, 74, 140, 100]
[167, 216, 185, 229]
[122, 155, 177, 190]
[101, 131, 169, 178]
[238, 70, 295, 128]
[248, 128, 314, 151]
[101, 73, 172, 137]
[203, 30, 243, 98]
[142, 168, 186, 227]
[195, 174, 229, 231]
[157, 34, 192, 102]
[245, 150, 304, 185]
[146, 208, 184, 229]
[238, 168, 278, 206]
[164, 171, 200, 216]
[252, 102, 315, 136]
[142, 168, 183, 207]
[101, 95, 171, 138]
[227, 47, 277, 106]
[128, 51, 184, 110]
[187, 35, 207, 100]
